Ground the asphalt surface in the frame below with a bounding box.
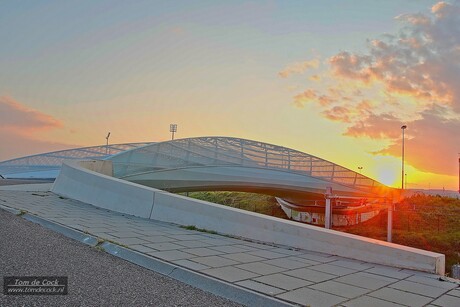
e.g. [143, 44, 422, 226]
[0, 209, 243, 307]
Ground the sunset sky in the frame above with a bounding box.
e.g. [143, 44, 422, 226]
[1, 0, 459, 190]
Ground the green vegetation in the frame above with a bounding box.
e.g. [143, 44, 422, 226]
[17, 209, 28, 216]
[180, 225, 218, 234]
[339, 194, 460, 276]
[183, 191, 288, 219]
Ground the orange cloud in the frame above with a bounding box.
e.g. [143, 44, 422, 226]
[279, 59, 319, 78]
[293, 89, 318, 107]
[372, 106, 460, 176]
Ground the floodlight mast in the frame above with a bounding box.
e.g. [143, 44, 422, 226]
[105, 132, 111, 155]
[401, 125, 407, 190]
[170, 124, 177, 140]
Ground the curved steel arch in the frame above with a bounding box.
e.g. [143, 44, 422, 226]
[109, 137, 392, 197]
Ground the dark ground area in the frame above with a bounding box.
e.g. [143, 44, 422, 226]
[0, 209, 243, 307]
[0, 179, 54, 186]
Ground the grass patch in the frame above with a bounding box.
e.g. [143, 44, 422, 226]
[182, 191, 288, 219]
[94, 245, 105, 252]
[180, 225, 218, 234]
[17, 209, 28, 216]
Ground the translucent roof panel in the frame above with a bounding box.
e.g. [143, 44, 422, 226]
[0, 142, 153, 178]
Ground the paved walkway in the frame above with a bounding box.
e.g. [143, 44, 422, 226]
[1, 190, 459, 306]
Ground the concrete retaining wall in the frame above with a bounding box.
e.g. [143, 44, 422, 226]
[51, 161, 445, 275]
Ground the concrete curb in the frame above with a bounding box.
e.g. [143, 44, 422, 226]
[0, 204, 21, 215]
[4, 205, 292, 306]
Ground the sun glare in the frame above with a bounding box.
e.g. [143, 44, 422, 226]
[377, 169, 399, 187]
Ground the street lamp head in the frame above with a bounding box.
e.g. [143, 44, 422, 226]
[401, 125, 407, 130]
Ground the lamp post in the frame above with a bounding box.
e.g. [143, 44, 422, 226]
[170, 124, 177, 140]
[401, 125, 407, 190]
[105, 132, 111, 155]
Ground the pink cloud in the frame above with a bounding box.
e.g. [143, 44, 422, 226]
[0, 96, 74, 161]
[0, 96, 63, 134]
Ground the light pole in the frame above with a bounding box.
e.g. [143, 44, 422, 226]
[105, 132, 111, 155]
[170, 124, 177, 140]
[401, 125, 407, 190]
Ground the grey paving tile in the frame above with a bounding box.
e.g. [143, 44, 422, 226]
[288, 256, 320, 266]
[148, 250, 193, 261]
[236, 262, 285, 275]
[248, 249, 288, 259]
[107, 231, 144, 238]
[310, 280, 371, 298]
[328, 259, 374, 271]
[335, 272, 397, 290]
[117, 237, 151, 245]
[406, 274, 459, 290]
[447, 288, 460, 297]
[343, 295, 405, 307]
[137, 231, 170, 237]
[191, 256, 239, 268]
[80, 227, 113, 233]
[220, 253, 265, 263]
[167, 234, 210, 241]
[201, 266, 259, 282]
[175, 240, 213, 248]
[309, 263, 357, 276]
[284, 267, 336, 283]
[199, 239, 237, 246]
[182, 247, 222, 257]
[128, 244, 157, 254]
[229, 244, 261, 251]
[389, 280, 449, 298]
[431, 294, 460, 307]
[236, 280, 285, 296]
[139, 235, 175, 243]
[277, 287, 346, 306]
[254, 273, 312, 290]
[172, 259, 210, 271]
[262, 258, 307, 270]
[142, 242, 184, 251]
[240, 242, 276, 250]
[295, 252, 337, 263]
[208, 245, 251, 254]
[268, 248, 304, 256]
[364, 266, 412, 280]
[368, 287, 432, 306]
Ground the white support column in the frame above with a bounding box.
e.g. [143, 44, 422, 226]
[387, 202, 393, 242]
[325, 187, 332, 229]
